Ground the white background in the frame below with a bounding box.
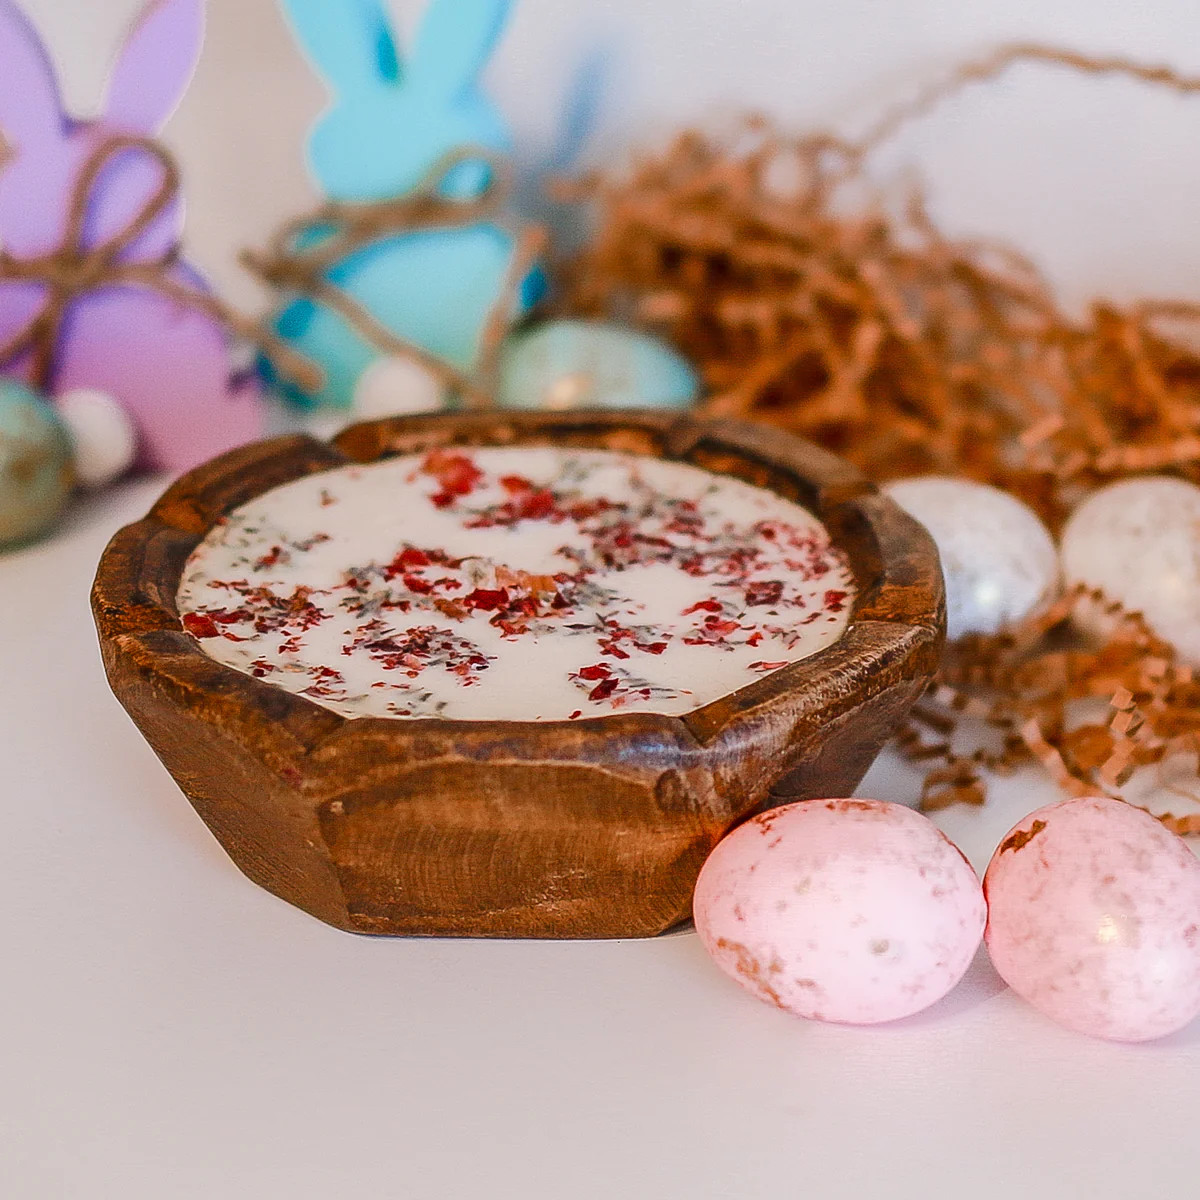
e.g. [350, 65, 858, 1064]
[6, 2, 1200, 1197]
[21, 0, 1200, 311]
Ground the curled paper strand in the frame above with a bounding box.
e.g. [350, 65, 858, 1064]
[900, 589, 1200, 831]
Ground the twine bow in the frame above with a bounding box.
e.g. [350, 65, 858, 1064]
[0, 134, 315, 393]
[241, 146, 546, 409]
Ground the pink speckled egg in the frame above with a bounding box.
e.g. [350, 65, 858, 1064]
[984, 796, 1200, 1042]
[693, 799, 986, 1024]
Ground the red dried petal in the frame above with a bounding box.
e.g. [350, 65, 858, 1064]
[519, 490, 556, 519]
[182, 613, 220, 638]
[422, 450, 483, 499]
[463, 588, 510, 612]
[705, 618, 741, 635]
[745, 580, 784, 606]
[589, 677, 619, 701]
[397, 547, 431, 569]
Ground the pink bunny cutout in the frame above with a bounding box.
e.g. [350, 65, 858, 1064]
[0, 0, 263, 473]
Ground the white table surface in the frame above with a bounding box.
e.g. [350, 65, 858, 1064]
[5, 477, 1200, 1200]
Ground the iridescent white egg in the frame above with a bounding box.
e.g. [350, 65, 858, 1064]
[55, 388, 137, 489]
[885, 476, 1059, 639]
[1060, 476, 1200, 661]
[694, 799, 986, 1024]
[352, 355, 446, 419]
[984, 796, 1200, 1042]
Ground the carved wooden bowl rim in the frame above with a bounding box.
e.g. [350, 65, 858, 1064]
[92, 409, 944, 786]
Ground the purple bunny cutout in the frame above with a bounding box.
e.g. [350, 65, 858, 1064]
[0, 0, 263, 473]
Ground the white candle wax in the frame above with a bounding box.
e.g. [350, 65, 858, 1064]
[177, 447, 854, 722]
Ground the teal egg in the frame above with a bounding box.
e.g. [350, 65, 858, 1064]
[0, 380, 75, 548]
[497, 320, 700, 411]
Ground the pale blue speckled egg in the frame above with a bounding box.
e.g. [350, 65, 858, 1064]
[497, 320, 700, 411]
[0, 380, 75, 548]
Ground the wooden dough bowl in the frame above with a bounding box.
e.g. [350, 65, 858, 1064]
[93, 410, 944, 938]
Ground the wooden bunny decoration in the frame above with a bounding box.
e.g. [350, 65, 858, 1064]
[262, 0, 543, 410]
[0, 0, 264, 473]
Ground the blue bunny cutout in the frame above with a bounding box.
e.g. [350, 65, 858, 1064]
[270, 0, 541, 408]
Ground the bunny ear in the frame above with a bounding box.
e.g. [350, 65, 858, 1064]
[409, 0, 512, 100]
[279, 0, 402, 96]
[0, 0, 66, 145]
[104, 0, 205, 133]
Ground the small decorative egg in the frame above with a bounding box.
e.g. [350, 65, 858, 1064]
[884, 476, 1059, 640]
[1060, 476, 1200, 661]
[984, 796, 1200, 1042]
[351, 354, 447, 419]
[694, 799, 986, 1024]
[0, 378, 74, 547]
[56, 388, 138, 489]
[497, 319, 700, 411]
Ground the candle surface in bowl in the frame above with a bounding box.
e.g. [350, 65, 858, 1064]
[177, 446, 855, 722]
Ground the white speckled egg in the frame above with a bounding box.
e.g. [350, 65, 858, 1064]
[352, 355, 446, 418]
[693, 799, 986, 1024]
[1060, 476, 1200, 661]
[56, 388, 138, 489]
[984, 796, 1200, 1042]
[884, 476, 1059, 640]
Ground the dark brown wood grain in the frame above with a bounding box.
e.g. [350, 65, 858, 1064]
[92, 409, 945, 938]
